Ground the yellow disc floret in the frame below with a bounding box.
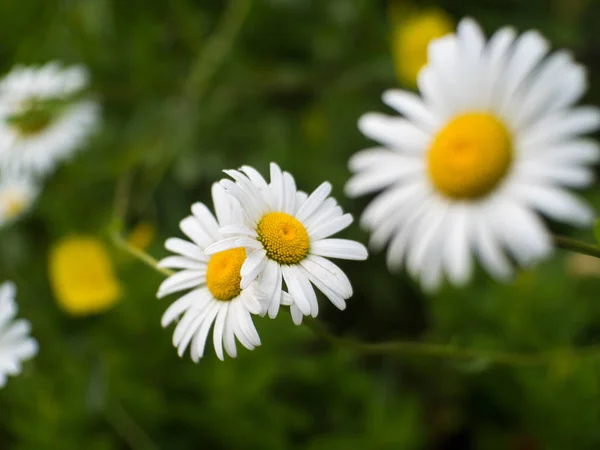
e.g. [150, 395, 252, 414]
[427, 113, 513, 199]
[1, 191, 27, 220]
[257, 212, 310, 265]
[206, 248, 246, 301]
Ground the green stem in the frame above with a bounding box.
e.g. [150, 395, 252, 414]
[110, 231, 173, 277]
[553, 235, 600, 259]
[184, 0, 253, 99]
[304, 318, 600, 367]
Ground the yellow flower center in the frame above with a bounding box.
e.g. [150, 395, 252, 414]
[206, 248, 246, 301]
[49, 235, 121, 317]
[257, 212, 310, 265]
[1, 191, 26, 219]
[427, 113, 513, 199]
[9, 98, 54, 136]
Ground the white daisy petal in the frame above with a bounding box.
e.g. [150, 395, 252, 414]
[382, 89, 440, 132]
[310, 239, 368, 260]
[296, 181, 332, 223]
[308, 213, 353, 240]
[158, 256, 206, 270]
[0, 282, 38, 388]
[358, 113, 430, 152]
[512, 183, 594, 226]
[281, 265, 313, 316]
[240, 249, 268, 288]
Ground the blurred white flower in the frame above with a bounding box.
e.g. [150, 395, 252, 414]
[0, 281, 38, 388]
[0, 62, 100, 175]
[0, 170, 39, 227]
[158, 184, 270, 361]
[205, 163, 368, 325]
[346, 18, 600, 291]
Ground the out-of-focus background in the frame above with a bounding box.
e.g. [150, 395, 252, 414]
[1, 0, 600, 448]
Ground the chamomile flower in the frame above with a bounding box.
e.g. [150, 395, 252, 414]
[205, 163, 368, 325]
[0, 170, 39, 227]
[0, 62, 99, 175]
[0, 282, 38, 388]
[157, 184, 274, 361]
[346, 18, 600, 291]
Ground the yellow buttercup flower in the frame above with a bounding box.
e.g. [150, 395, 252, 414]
[127, 222, 155, 251]
[391, 7, 453, 87]
[49, 235, 121, 316]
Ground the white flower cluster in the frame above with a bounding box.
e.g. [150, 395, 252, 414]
[158, 164, 368, 361]
[0, 62, 99, 387]
[0, 62, 100, 229]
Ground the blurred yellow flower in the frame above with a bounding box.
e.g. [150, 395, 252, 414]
[391, 7, 453, 87]
[127, 222, 155, 251]
[49, 235, 121, 316]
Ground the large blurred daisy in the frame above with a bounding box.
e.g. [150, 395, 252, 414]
[205, 163, 368, 325]
[158, 184, 271, 361]
[346, 18, 600, 291]
[0, 62, 99, 175]
[0, 281, 38, 388]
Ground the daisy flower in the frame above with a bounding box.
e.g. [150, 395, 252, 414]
[346, 18, 600, 291]
[49, 235, 121, 317]
[205, 163, 368, 325]
[0, 170, 39, 227]
[0, 281, 38, 388]
[0, 62, 99, 175]
[157, 184, 274, 361]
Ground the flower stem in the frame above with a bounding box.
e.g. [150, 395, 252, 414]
[304, 318, 600, 368]
[553, 234, 600, 259]
[110, 231, 173, 277]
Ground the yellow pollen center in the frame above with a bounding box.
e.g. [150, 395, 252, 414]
[2, 191, 26, 219]
[427, 112, 513, 199]
[206, 248, 246, 301]
[257, 212, 310, 265]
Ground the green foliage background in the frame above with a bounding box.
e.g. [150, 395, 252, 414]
[1, 0, 600, 448]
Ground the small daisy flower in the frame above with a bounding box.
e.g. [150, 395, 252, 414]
[346, 18, 600, 291]
[0, 170, 39, 227]
[157, 184, 272, 361]
[49, 235, 121, 317]
[0, 281, 38, 388]
[391, 7, 454, 87]
[0, 62, 100, 175]
[205, 163, 368, 325]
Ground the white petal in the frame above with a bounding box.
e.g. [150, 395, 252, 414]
[382, 89, 440, 132]
[191, 202, 220, 241]
[158, 256, 206, 270]
[512, 183, 594, 226]
[310, 239, 368, 260]
[204, 237, 242, 255]
[281, 265, 312, 316]
[165, 238, 207, 262]
[308, 213, 353, 240]
[296, 181, 332, 223]
[240, 249, 267, 288]
[157, 270, 205, 298]
[358, 113, 430, 152]
[212, 303, 229, 361]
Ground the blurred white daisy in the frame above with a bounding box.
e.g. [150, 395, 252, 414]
[157, 184, 276, 361]
[0, 62, 100, 175]
[0, 281, 38, 388]
[346, 18, 600, 291]
[0, 170, 39, 227]
[205, 163, 368, 325]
